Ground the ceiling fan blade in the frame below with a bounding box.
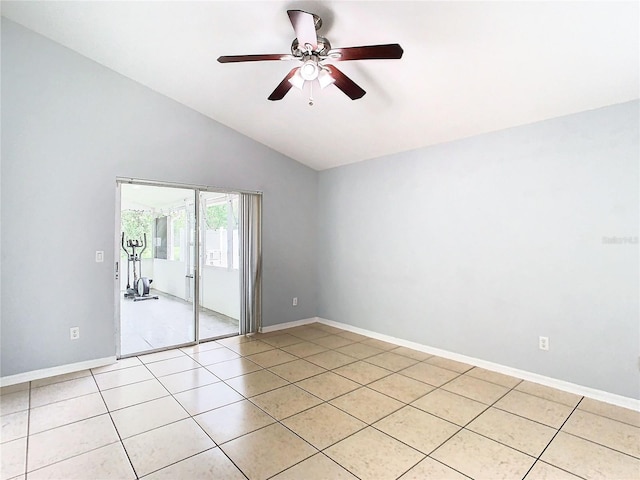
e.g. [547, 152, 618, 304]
[287, 10, 318, 50]
[268, 67, 300, 101]
[328, 44, 404, 61]
[218, 54, 296, 63]
[326, 65, 366, 100]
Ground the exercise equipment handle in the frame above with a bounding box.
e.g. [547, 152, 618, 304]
[139, 233, 148, 256]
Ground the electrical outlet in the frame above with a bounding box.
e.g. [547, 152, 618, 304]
[292, 297, 298, 306]
[539, 336, 549, 351]
[70, 327, 80, 340]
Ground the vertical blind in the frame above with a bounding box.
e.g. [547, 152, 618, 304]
[239, 193, 262, 334]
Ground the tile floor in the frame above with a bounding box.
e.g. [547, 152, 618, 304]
[1, 323, 639, 480]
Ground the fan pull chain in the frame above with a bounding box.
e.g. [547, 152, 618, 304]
[308, 81, 314, 106]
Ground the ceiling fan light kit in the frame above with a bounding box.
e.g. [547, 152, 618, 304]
[217, 9, 403, 105]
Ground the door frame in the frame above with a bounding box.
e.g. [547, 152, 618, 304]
[115, 177, 259, 359]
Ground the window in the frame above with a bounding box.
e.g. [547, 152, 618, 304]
[203, 194, 239, 269]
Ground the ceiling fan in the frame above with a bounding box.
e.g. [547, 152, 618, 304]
[217, 10, 403, 105]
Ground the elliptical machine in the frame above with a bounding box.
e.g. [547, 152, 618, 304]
[121, 232, 159, 302]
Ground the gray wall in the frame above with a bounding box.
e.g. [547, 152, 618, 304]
[318, 101, 639, 399]
[1, 19, 318, 377]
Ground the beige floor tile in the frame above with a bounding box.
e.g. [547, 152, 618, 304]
[442, 375, 510, 404]
[254, 329, 292, 339]
[189, 346, 240, 365]
[467, 407, 556, 456]
[374, 405, 460, 454]
[1, 411, 28, 443]
[225, 369, 289, 397]
[221, 423, 316, 480]
[27, 442, 135, 480]
[0, 391, 29, 417]
[495, 390, 574, 428]
[174, 381, 243, 415]
[296, 371, 361, 401]
[29, 392, 107, 434]
[0, 437, 26, 480]
[400, 362, 460, 387]
[311, 323, 344, 333]
[156, 367, 219, 394]
[93, 365, 153, 391]
[101, 379, 168, 411]
[524, 461, 583, 479]
[330, 387, 404, 424]
[123, 418, 215, 477]
[465, 367, 522, 388]
[268, 358, 326, 382]
[516, 381, 582, 407]
[30, 377, 99, 407]
[194, 399, 275, 444]
[389, 346, 432, 362]
[225, 339, 276, 356]
[335, 342, 384, 360]
[27, 414, 119, 471]
[138, 349, 186, 364]
[578, 397, 640, 427]
[271, 453, 358, 480]
[432, 430, 535, 479]
[360, 338, 398, 351]
[541, 431, 640, 479]
[260, 334, 305, 348]
[250, 384, 322, 420]
[280, 341, 329, 358]
[325, 427, 425, 480]
[412, 389, 488, 426]
[282, 403, 366, 449]
[91, 357, 141, 374]
[144, 356, 200, 377]
[288, 327, 331, 341]
[336, 331, 371, 342]
[368, 373, 435, 403]
[143, 447, 245, 480]
[424, 356, 473, 373]
[205, 357, 262, 380]
[0, 383, 29, 396]
[562, 409, 640, 457]
[306, 350, 358, 370]
[398, 457, 469, 479]
[246, 349, 298, 368]
[334, 361, 392, 384]
[182, 340, 227, 353]
[310, 334, 355, 349]
[110, 396, 189, 438]
[215, 335, 253, 347]
[31, 370, 91, 388]
[312, 323, 346, 334]
[365, 352, 419, 372]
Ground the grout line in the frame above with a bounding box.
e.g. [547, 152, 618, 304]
[91, 367, 139, 479]
[520, 397, 587, 480]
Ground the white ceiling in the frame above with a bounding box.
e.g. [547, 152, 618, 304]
[2, 1, 638, 171]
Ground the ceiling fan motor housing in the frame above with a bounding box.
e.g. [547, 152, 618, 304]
[291, 36, 332, 57]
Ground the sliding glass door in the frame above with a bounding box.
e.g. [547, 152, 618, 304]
[198, 192, 241, 341]
[116, 180, 260, 358]
[118, 183, 197, 356]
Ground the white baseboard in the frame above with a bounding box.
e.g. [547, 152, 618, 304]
[316, 317, 640, 412]
[0, 356, 117, 388]
[259, 317, 317, 333]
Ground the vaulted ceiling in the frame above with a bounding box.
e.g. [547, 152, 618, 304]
[2, 1, 638, 170]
